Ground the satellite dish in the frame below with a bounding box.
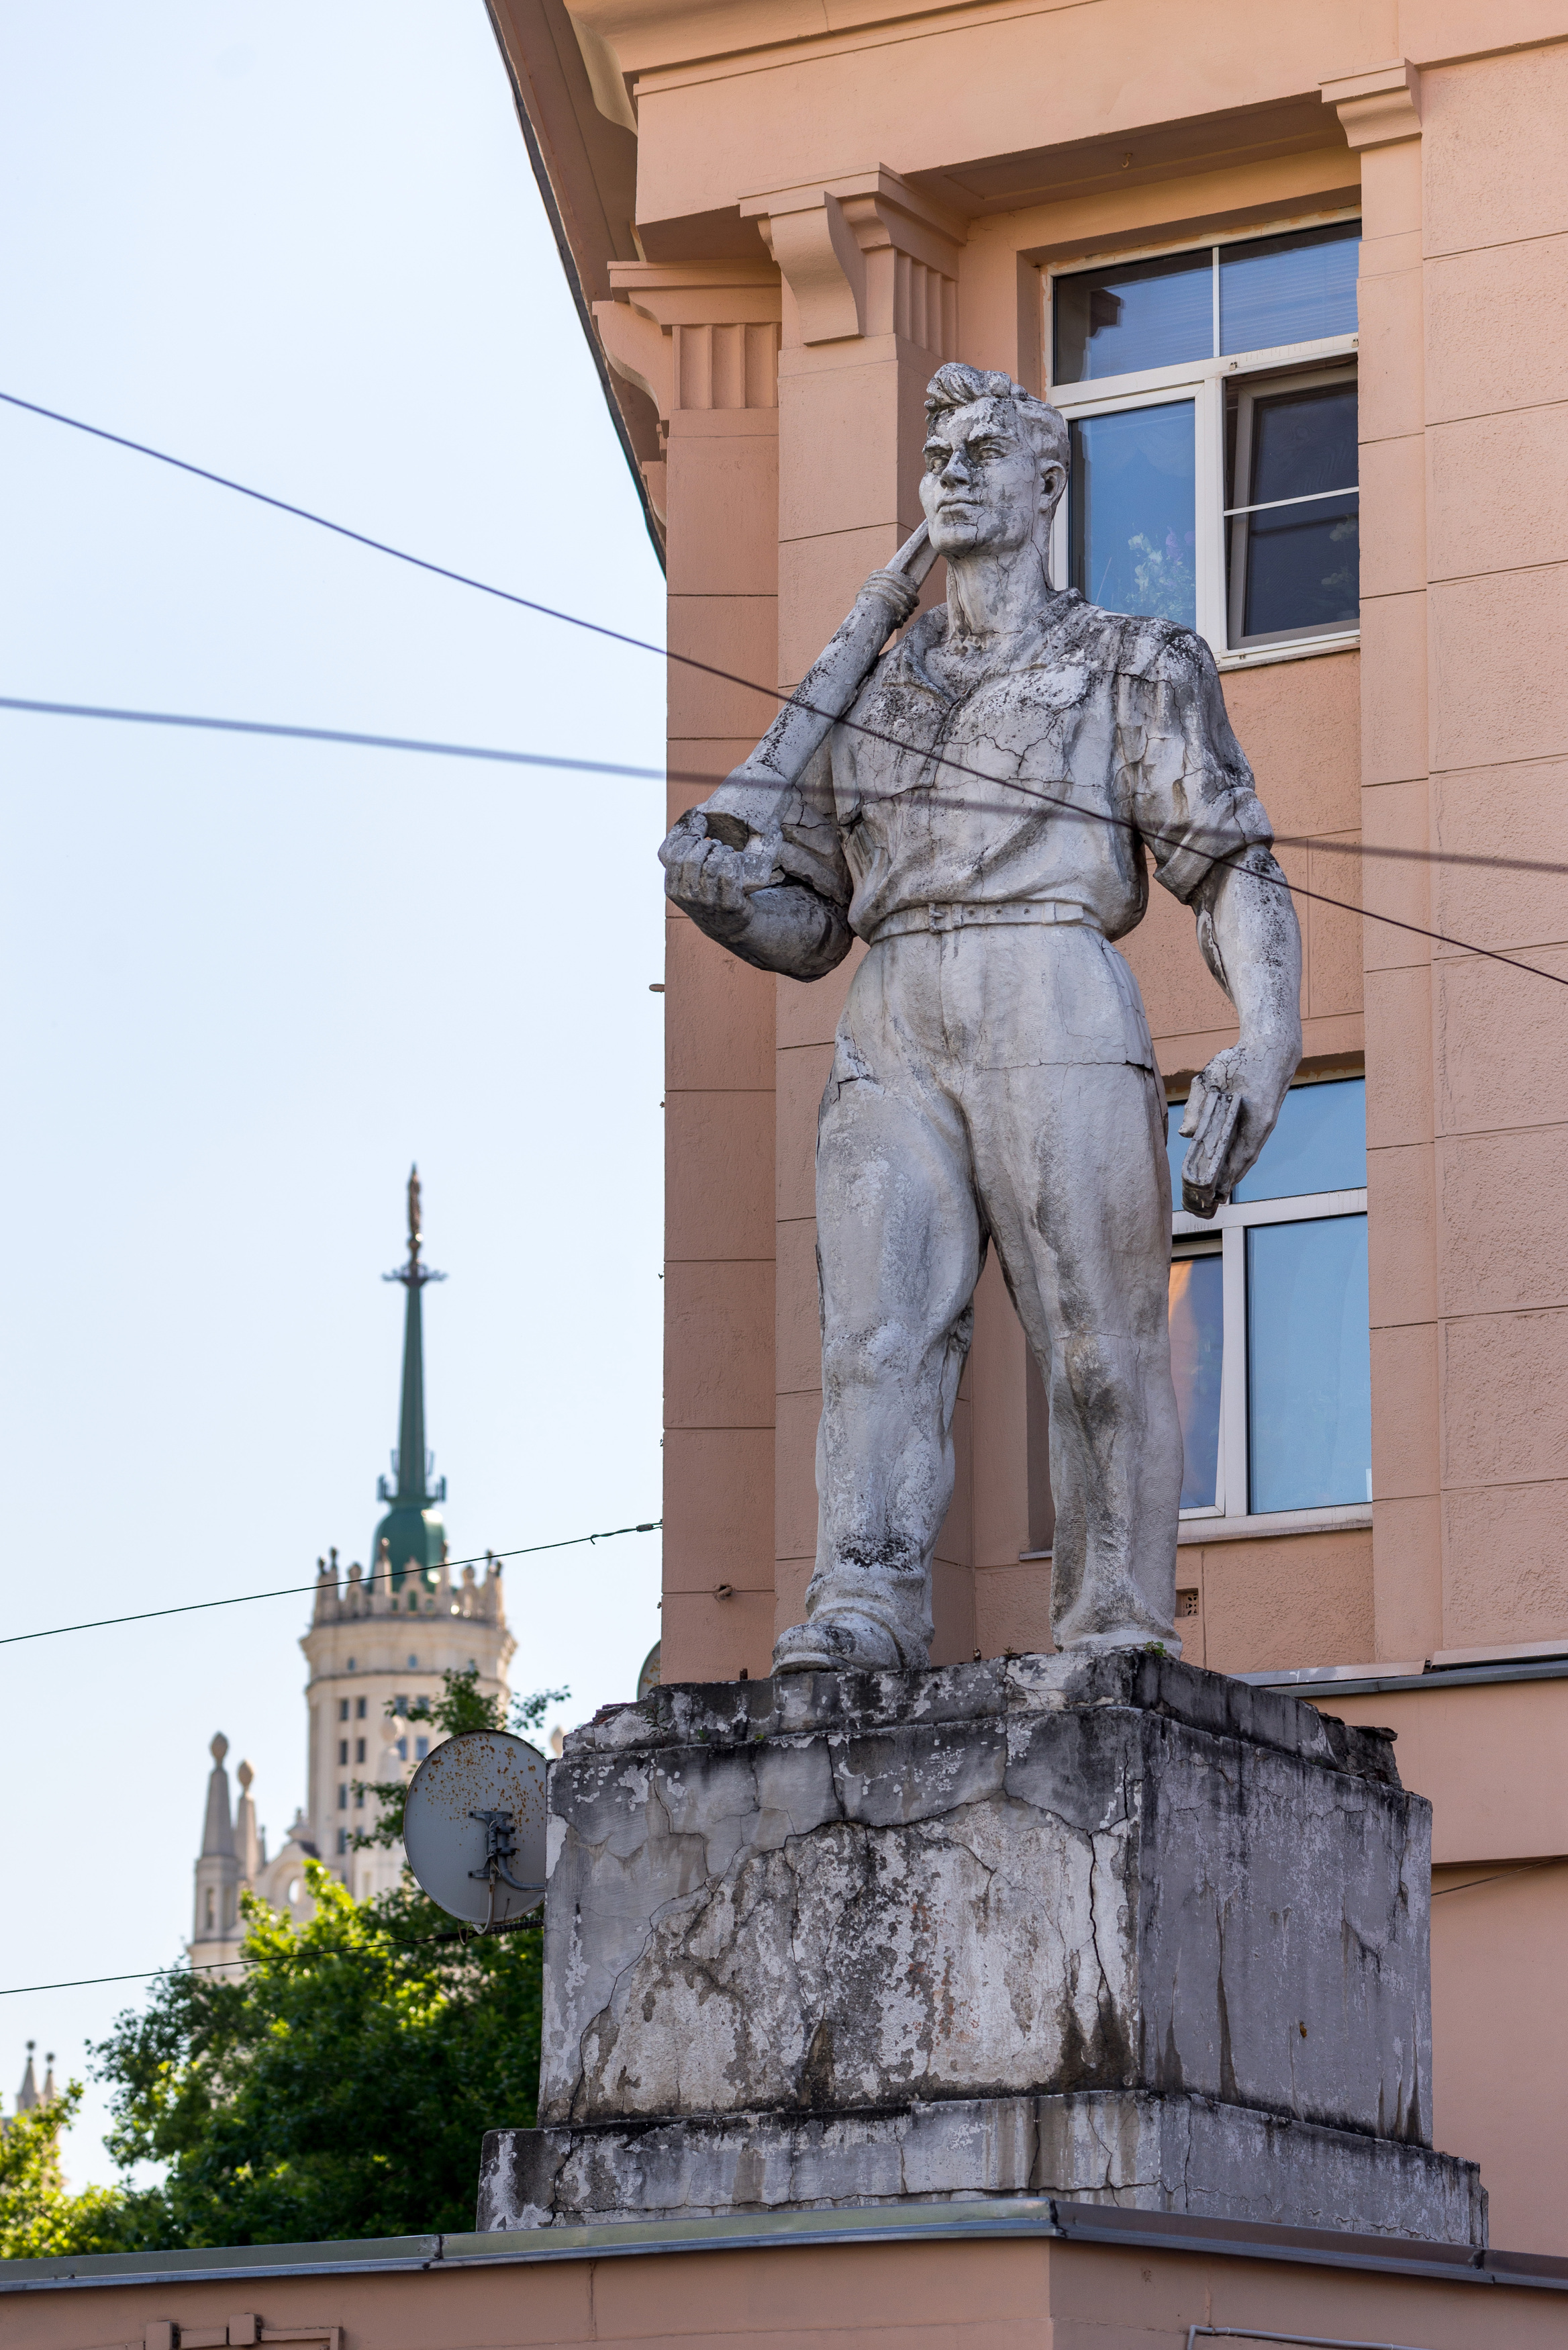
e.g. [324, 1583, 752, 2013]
[402, 1729, 548, 1928]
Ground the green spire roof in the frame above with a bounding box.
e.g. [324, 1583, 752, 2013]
[373, 1166, 447, 1589]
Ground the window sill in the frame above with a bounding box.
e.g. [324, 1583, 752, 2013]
[1018, 1502, 1372, 1563]
[1216, 632, 1358, 674]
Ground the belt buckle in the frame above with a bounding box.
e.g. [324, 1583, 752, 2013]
[928, 903, 960, 933]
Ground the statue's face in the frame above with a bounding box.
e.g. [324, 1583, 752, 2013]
[920, 398, 1063, 559]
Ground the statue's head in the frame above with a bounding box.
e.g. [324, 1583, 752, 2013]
[919, 363, 1068, 567]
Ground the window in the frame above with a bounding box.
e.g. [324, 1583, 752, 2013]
[1166, 1076, 1370, 1522]
[338, 1783, 348, 1809]
[415, 1735, 429, 1760]
[338, 1738, 348, 1765]
[396, 1736, 409, 1762]
[355, 1736, 366, 1764]
[338, 1698, 349, 1723]
[354, 1785, 366, 1809]
[393, 1693, 408, 1716]
[355, 1696, 366, 1719]
[336, 1828, 348, 1855]
[204, 1886, 215, 1931]
[1048, 222, 1359, 664]
[1026, 1076, 1370, 1546]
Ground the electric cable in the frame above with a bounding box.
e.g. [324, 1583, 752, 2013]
[7, 1846, 1558, 2004]
[0, 1916, 542, 2001]
[3, 688, 1562, 882]
[0, 694, 667, 781]
[7, 682, 1565, 994]
[3, 386, 1566, 902]
[0, 1520, 661, 1648]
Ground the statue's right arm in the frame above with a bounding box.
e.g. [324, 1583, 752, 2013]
[658, 524, 938, 983]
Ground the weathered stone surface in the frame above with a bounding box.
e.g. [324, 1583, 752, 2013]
[479, 2092, 1485, 2243]
[541, 1654, 1428, 2148]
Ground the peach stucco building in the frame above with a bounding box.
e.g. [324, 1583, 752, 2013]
[479, 0, 1568, 2266]
[11, 7, 1567, 2345]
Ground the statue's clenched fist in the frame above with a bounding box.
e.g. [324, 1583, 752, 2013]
[659, 810, 777, 932]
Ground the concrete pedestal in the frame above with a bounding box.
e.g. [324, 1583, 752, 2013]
[481, 1654, 1484, 2243]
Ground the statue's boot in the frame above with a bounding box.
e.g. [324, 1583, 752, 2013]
[771, 1610, 915, 1675]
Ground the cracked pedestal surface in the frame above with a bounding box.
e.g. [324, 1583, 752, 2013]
[479, 1654, 1483, 2243]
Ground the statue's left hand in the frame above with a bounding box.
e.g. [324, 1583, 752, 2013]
[1179, 1041, 1293, 1217]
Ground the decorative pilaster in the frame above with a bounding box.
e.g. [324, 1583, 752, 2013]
[1322, 62, 1436, 1661]
[598, 263, 784, 1682]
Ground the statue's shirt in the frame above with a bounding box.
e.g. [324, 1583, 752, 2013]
[789, 594, 1271, 945]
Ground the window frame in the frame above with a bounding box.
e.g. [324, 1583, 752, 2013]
[1226, 363, 1361, 651]
[1043, 214, 1361, 671]
[1172, 1176, 1369, 1532]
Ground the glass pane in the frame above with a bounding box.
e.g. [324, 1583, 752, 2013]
[1054, 248, 1212, 383]
[1234, 1077, 1366, 1203]
[1169, 1076, 1365, 1206]
[1247, 1216, 1371, 1512]
[1231, 381, 1360, 643]
[1219, 222, 1360, 355]
[1069, 402, 1195, 624]
[1242, 493, 1359, 638]
[1251, 381, 1358, 504]
[1169, 1253, 1224, 1509]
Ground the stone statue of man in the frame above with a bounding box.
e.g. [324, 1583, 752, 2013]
[660, 361, 1302, 1675]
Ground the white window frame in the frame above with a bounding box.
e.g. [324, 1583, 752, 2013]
[1043, 216, 1361, 673]
[1172, 1181, 1369, 1536]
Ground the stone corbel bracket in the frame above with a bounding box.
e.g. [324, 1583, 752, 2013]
[592, 261, 783, 520]
[1322, 58, 1421, 148]
[740, 167, 965, 352]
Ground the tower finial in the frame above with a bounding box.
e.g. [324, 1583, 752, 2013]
[376, 1168, 447, 1590]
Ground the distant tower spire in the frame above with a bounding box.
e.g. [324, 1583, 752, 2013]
[373, 1166, 448, 1589]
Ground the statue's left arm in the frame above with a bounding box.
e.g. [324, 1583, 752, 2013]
[1181, 842, 1302, 1211]
[1130, 630, 1302, 1217]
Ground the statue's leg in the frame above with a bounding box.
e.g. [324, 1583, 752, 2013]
[980, 1060, 1182, 1654]
[773, 964, 982, 1676]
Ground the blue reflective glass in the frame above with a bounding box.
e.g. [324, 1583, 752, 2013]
[1247, 1216, 1371, 1511]
[1169, 1078, 1365, 1207]
[1220, 223, 1361, 355]
[1069, 402, 1195, 624]
[1054, 248, 1213, 383]
[1234, 1077, 1365, 1202]
[1169, 1252, 1223, 1509]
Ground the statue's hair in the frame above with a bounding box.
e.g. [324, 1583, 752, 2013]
[924, 361, 1069, 479]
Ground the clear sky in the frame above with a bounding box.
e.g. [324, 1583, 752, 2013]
[0, 3, 667, 2185]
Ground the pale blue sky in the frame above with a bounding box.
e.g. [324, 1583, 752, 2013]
[0, 3, 667, 2183]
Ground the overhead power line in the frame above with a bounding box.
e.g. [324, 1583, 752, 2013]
[0, 694, 666, 781]
[3, 387, 1566, 991]
[0, 1521, 661, 1649]
[7, 684, 1564, 994]
[0, 1916, 542, 2002]
[6, 1834, 1561, 2005]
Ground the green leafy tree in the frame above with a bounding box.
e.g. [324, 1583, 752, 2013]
[87, 1671, 564, 2249]
[0, 2083, 142, 2257]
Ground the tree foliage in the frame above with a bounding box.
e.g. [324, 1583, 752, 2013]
[46, 1669, 565, 2253]
[0, 2084, 144, 2258]
[89, 1865, 543, 2247]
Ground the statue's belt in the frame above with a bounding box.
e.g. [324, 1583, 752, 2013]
[865, 899, 1103, 943]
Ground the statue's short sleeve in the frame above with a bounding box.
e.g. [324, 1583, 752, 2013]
[1122, 628, 1274, 904]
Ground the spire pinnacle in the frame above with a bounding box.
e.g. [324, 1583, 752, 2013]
[374, 1168, 448, 1587]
